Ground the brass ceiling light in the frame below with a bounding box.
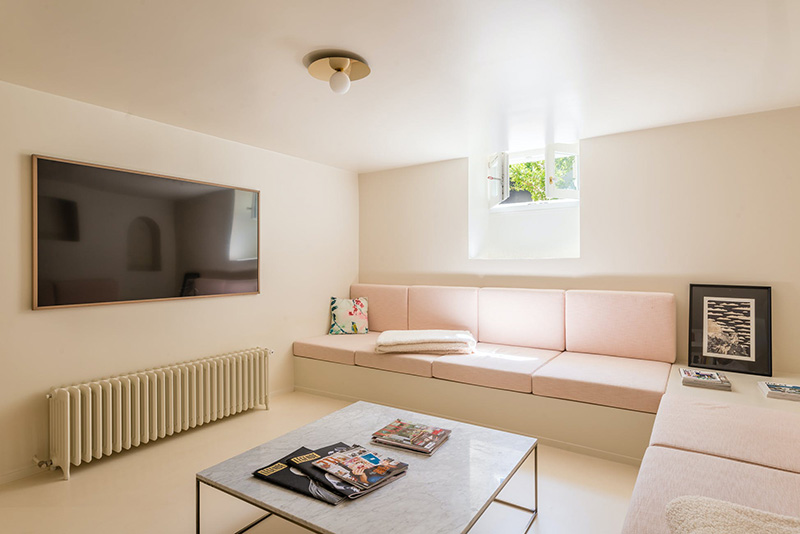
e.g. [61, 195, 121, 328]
[304, 50, 370, 95]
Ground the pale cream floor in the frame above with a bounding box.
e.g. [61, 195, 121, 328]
[0, 392, 639, 533]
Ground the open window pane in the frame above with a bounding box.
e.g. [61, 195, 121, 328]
[502, 156, 546, 205]
[554, 153, 577, 190]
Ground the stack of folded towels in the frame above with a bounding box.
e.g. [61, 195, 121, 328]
[375, 330, 476, 354]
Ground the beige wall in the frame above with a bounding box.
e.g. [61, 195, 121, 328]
[0, 81, 359, 483]
[360, 107, 800, 374]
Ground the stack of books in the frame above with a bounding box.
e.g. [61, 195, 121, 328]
[680, 368, 731, 391]
[758, 381, 800, 402]
[253, 443, 408, 505]
[371, 419, 451, 455]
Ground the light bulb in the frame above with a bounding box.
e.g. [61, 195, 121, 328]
[329, 70, 351, 94]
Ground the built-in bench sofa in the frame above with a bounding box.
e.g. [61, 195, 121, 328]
[293, 283, 676, 462]
[622, 394, 800, 532]
[294, 284, 800, 526]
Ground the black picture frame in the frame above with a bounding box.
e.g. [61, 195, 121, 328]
[688, 284, 772, 376]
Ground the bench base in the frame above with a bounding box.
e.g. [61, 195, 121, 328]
[294, 356, 654, 465]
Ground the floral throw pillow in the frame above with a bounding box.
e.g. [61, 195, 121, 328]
[329, 297, 369, 334]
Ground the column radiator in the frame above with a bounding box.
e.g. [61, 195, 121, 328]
[47, 347, 269, 480]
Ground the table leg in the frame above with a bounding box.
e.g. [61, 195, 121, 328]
[196, 478, 201, 534]
[490, 444, 538, 533]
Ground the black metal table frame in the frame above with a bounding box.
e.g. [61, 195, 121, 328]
[197, 441, 537, 534]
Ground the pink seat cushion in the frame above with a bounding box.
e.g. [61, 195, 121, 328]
[531, 352, 671, 413]
[293, 332, 381, 365]
[478, 288, 565, 350]
[354, 351, 437, 377]
[350, 284, 408, 332]
[565, 290, 676, 362]
[408, 286, 479, 338]
[432, 343, 561, 393]
[651, 395, 800, 474]
[621, 446, 800, 534]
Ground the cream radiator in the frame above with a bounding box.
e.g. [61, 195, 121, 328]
[47, 347, 269, 480]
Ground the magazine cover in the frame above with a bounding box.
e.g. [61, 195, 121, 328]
[253, 449, 346, 505]
[766, 382, 800, 395]
[680, 368, 723, 382]
[759, 381, 800, 401]
[311, 445, 408, 490]
[287, 443, 363, 498]
[372, 419, 451, 452]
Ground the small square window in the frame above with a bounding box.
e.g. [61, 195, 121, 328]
[488, 143, 579, 208]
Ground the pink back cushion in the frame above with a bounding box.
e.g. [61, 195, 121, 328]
[350, 283, 408, 332]
[565, 290, 676, 362]
[408, 285, 479, 337]
[478, 288, 565, 350]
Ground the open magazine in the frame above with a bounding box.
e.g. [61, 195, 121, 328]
[311, 445, 408, 490]
[288, 443, 366, 499]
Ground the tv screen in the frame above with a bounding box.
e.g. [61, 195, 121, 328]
[33, 156, 259, 309]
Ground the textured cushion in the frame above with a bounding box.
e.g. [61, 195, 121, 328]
[565, 290, 676, 362]
[665, 496, 800, 534]
[432, 343, 562, 393]
[329, 297, 369, 334]
[478, 288, 565, 350]
[621, 446, 800, 534]
[651, 395, 800, 474]
[408, 286, 479, 338]
[293, 332, 381, 365]
[354, 351, 437, 377]
[531, 352, 671, 413]
[351, 284, 408, 332]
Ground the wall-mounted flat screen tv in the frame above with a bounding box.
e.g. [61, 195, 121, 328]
[33, 155, 259, 309]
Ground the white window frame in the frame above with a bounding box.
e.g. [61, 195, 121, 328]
[488, 142, 580, 210]
[547, 143, 580, 200]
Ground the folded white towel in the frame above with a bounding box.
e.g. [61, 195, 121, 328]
[376, 342, 474, 354]
[376, 330, 476, 348]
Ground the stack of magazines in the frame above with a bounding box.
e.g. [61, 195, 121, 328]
[371, 419, 451, 455]
[758, 381, 800, 401]
[253, 443, 408, 505]
[680, 368, 731, 390]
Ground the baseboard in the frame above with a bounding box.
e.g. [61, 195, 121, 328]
[0, 463, 44, 486]
[295, 357, 655, 464]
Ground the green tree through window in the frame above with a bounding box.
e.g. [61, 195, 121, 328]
[508, 155, 575, 201]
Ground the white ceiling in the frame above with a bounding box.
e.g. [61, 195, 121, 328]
[1, 1, 799, 173]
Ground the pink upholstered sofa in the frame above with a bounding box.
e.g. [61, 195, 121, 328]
[293, 284, 677, 414]
[622, 395, 800, 533]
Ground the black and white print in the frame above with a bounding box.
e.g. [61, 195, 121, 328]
[702, 297, 756, 361]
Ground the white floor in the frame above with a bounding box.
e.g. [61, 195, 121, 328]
[0, 392, 638, 533]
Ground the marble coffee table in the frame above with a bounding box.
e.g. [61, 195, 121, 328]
[196, 401, 538, 534]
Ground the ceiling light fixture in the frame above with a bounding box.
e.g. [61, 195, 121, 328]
[304, 50, 370, 95]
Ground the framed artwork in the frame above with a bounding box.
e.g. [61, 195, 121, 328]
[688, 284, 772, 376]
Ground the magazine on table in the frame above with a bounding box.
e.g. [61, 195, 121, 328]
[680, 368, 731, 390]
[311, 445, 408, 490]
[287, 443, 364, 498]
[371, 419, 452, 454]
[758, 381, 800, 401]
[252, 449, 346, 505]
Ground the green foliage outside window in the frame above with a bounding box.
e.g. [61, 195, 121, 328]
[509, 155, 575, 201]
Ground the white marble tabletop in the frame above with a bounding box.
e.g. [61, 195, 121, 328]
[197, 401, 537, 534]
